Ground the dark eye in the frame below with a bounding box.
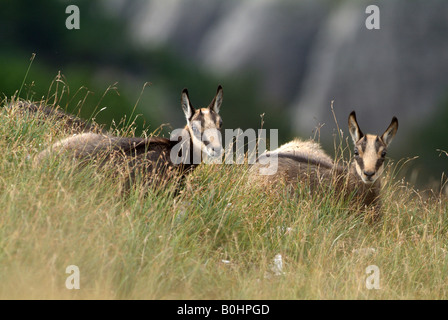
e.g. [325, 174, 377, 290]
[381, 150, 387, 157]
[354, 148, 359, 156]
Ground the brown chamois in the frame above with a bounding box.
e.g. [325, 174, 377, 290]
[35, 85, 224, 190]
[249, 111, 398, 217]
[8, 100, 103, 133]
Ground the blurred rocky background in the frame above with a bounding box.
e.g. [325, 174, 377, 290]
[1, 0, 447, 188]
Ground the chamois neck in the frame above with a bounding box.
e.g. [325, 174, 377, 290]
[181, 125, 201, 169]
[348, 161, 381, 209]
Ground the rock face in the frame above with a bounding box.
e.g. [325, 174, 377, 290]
[291, 0, 448, 138]
[197, 0, 328, 105]
[129, 0, 329, 106]
[127, 0, 448, 139]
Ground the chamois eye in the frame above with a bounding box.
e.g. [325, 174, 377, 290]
[381, 150, 387, 157]
[354, 148, 359, 156]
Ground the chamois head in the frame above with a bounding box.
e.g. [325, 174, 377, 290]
[181, 85, 223, 158]
[348, 111, 398, 184]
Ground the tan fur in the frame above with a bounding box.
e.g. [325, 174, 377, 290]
[249, 111, 398, 218]
[248, 139, 333, 187]
[182, 88, 223, 158]
[36, 133, 107, 162]
[270, 139, 333, 166]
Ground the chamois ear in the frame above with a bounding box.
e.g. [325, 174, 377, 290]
[348, 111, 364, 143]
[181, 88, 195, 121]
[381, 116, 398, 147]
[209, 85, 223, 114]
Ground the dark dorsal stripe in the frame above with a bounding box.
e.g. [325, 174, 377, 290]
[109, 136, 173, 152]
[257, 153, 334, 170]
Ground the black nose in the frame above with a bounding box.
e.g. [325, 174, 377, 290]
[364, 171, 375, 178]
[212, 146, 223, 155]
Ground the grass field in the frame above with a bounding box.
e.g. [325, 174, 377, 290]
[0, 97, 447, 300]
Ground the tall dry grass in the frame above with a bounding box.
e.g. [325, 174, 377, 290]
[0, 93, 447, 300]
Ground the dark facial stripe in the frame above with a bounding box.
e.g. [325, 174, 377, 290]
[374, 136, 384, 153]
[356, 157, 364, 171]
[375, 158, 385, 171]
[360, 137, 367, 152]
[209, 111, 218, 125]
[191, 114, 206, 132]
[191, 110, 220, 130]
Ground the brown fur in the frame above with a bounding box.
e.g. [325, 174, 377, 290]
[249, 111, 398, 218]
[36, 131, 195, 190]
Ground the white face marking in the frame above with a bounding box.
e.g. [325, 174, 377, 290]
[188, 113, 223, 160]
[348, 112, 398, 185]
[181, 86, 224, 162]
[354, 135, 385, 184]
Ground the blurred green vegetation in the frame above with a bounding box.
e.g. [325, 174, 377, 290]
[404, 96, 448, 189]
[0, 0, 290, 141]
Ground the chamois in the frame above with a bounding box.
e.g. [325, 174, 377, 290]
[249, 111, 398, 216]
[36, 85, 224, 190]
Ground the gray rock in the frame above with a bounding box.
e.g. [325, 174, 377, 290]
[291, 0, 448, 140]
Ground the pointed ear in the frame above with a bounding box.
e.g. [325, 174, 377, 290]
[181, 88, 194, 121]
[348, 111, 364, 143]
[209, 85, 223, 114]
[381, 116, 398, 146]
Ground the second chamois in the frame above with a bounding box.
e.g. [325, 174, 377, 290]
[249, 111, 398, 217]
